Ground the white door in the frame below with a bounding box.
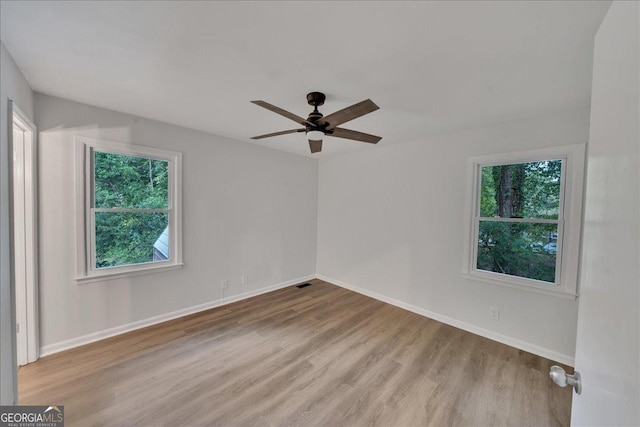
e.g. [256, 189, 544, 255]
[11, 103, 38, 367]
[12, 121, 28, 366]
[570, 2, 639, 425]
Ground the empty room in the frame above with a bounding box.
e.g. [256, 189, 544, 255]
[0, 1, 638, 426]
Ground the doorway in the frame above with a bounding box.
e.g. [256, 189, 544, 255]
[11, 101, 38, 366]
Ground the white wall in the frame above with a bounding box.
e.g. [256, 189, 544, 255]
[0, 42, 34, 404]
[317, 108, 590, 364]
[571, 1, 639, 424]
[35, 94, 318, 352]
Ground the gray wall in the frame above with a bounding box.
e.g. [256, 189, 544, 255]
[35, 94, 318, 351]
[317, 107, 590, 364]
[0, 42, 34, 405]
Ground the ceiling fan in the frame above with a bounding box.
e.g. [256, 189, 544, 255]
[250, 92, 381, 153]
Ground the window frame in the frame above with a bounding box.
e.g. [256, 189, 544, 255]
[462, 144, 586, 298]
[75, 137, 183, 284]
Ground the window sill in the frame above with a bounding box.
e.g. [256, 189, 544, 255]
[462, 273, 578, 300]
[76, 263, 184, 285]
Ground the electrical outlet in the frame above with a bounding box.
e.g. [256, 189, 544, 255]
[221, 280, 228, 289]
[241, 276, 248, 285]
[490, 306, 500, 321]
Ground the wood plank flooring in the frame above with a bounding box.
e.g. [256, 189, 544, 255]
[19, 279, 573, 426]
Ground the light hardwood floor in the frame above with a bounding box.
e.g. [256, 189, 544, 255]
[19, 279, 572, 426]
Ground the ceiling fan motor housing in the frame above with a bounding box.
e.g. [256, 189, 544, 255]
[306, 91, 326, 107]
[306, 92, 327, 134]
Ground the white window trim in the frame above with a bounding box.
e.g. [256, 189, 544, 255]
[75, 136, 183, 285]
[462, 143, 586, 299]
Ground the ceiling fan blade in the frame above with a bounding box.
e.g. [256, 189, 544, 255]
[329, 128, 382, 144]
[319, 99, 379, 130]
[309, 140, 322, 153]
[251, 100, 314, 126]
[251, 128, 305, 140]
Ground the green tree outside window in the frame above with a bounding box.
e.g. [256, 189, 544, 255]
[476, 160, 562, 283]
[93, 152, 169, 268]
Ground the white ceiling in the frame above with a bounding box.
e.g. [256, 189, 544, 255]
[1, 1, 610, 158]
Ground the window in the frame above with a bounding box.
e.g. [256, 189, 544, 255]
[76, 137, 182, 284]
[463, 144, 585, 297]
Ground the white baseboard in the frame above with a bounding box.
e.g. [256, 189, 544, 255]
[316, 274, 575, 367]
[40, 275, 315, 357]
[41, 273, 574, 367]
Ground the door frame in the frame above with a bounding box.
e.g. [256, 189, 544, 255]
[9, 101, 39, 365]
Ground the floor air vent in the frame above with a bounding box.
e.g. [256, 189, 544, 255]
[296, 283, 312, 289]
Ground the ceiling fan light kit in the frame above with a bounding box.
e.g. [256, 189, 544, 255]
[306, 130, 324, 141]
[251, 92, 381, 154]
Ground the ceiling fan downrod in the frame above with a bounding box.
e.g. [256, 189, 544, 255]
[306, 92, 326, 130]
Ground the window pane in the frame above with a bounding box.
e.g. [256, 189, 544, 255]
[94, 151, 169, 209]
[476, 221, 558, 283]
[95, 212, 169, 268]
[479, 160, 562, 219]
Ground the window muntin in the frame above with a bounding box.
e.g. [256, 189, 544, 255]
[76, 137, 182, 283]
